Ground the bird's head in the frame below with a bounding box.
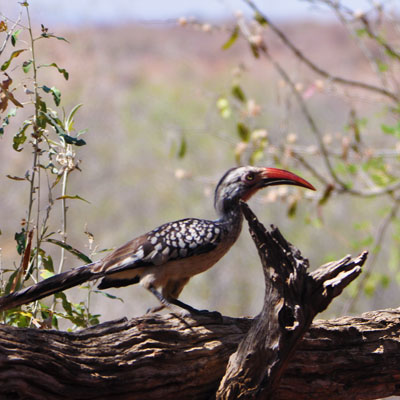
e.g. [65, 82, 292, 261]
[214, 166, 315, 216]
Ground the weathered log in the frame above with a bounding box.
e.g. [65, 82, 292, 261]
[0, 204, 371, 399]
[1, 309, 400, 399]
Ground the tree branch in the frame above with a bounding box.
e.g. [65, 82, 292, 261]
[243, 0, 399, 102]
[0, 205, 371, 399]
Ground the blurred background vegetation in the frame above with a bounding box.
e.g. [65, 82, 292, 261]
[1, 0, 400, 329]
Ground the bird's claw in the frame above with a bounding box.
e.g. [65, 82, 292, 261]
[146, 305, 165, 314]
[193, 309, 223, 320]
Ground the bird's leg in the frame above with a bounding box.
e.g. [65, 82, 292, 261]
[146, 285, 221, 318]
[146, 285, 171, 314]
[169, 298, 222, 319]
[169, 298, 201, 313]
[146, 286, 195, 314]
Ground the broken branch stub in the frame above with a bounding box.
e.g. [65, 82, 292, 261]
[216, 202, 367, 399]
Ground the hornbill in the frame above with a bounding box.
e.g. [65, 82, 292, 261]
[0, 166, 315, 314]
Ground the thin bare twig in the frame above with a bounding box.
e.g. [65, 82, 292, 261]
[292, 151, 328, 185]
[243, 0, 399, 102]
[324, 0, 390, 91]
[342, 196, 400, 314]
[0, 12, 22, 56]
[262, 48, 346, 187]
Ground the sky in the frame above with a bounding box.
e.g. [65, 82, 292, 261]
[1, 0, 398, 26]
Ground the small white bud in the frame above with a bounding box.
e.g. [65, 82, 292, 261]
[287, 133, 297, 144]
[202, 23, 212, 32]
[178, 17, 187, 26]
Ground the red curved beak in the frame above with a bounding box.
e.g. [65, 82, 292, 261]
[260, 168, 316, 191]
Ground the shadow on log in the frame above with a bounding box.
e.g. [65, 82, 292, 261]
[0, 203, 375, 400]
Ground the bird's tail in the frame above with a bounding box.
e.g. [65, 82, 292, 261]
[0, 263, 100, 312]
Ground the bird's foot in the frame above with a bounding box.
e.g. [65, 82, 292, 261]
[146, 304, 166, 314]
[190, 308, 223, 320]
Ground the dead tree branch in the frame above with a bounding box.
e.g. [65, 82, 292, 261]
[0, 205, 371, 399]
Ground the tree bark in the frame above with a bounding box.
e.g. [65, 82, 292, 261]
[0, 204, 375, 400]
[1, 309, 400, 399]
[216, 203, 367, 399]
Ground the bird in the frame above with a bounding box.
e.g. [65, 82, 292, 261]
[0, 166, 315, 314]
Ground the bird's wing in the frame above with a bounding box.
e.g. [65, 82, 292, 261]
[94, 218, 224, 275]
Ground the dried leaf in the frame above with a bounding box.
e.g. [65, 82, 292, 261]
[6, 175, 26, 181]
[56, 194, 90, 204]
[0, 21, 7, 32]
[0, 73, 23, 111]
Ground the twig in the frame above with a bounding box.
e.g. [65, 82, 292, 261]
[291, 152, 330, 186]
[0, 12, 22, 56]
[57, 169, 69, 274]
[243, 0, 399, 102]
[262, 48, 346, 187]
[342, 196, 400, 314]
[321, 0, 390, 91]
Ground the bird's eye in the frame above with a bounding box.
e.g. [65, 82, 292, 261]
[245, 172, 255, 182]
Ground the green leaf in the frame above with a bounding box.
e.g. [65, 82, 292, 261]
[222, 26, 239, 50]
[12, 121, 30, 151]
[381, 122, 400, 137]
[46, 238, 92, 264]
[41, 85, 61, 106]
[381, 123, 396, 134]
[41, 110, 64, 134]
[377, 60, 388, 72]
[177, 136, 187, 158]
[249, 43, 260, 58]
[11, 30, 21, 46]
[22, 60, 32, 73]
[41, 252, 54, 272]
[254, 11, 268, 26]
[15, 229, 26, 255]
[40, 270, 54, 280]
[237, 122, 250, 142]
[59, 133, 86, 146]
[66, 103, 83, 131]
[36, 97, 48, 129]
[318, 184, 334, 206]
[287, 198, 297, 218]
[51, 86, 61, 106]
[231, 84, 246, 103]
[0, 108, 17, 136]
[39, 62, 69, 80]
[93, 290, 124, 302]
[55, 194, 90, 204]
[364, 279, 376, 297]
[380, 274, 390, 288]
[355, 28, 367, 37]
[249, 148, 264, 165]
[54, 292, 73, 315]
[41, 33, 69, 43]
[76, 129, 88, 137]
[1, 49, 26, 71]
